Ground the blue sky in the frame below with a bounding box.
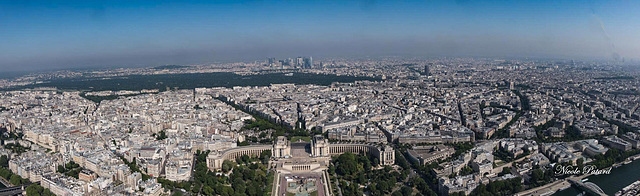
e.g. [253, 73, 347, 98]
[1, 0, 639, 72]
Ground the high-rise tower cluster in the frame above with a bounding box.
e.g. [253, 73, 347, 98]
[266, 56, 313, 69]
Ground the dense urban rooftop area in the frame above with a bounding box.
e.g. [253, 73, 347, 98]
[1, 57, 640, 196]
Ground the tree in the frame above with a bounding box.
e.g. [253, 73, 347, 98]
[26, 184, 45, 196]
[9, 174, 22, 185]
[222, 160, 234, 173]
[335, 152, 359, 177]
[196, 150, 210, 163]
[259, 150, 271, 164]
[237, 141, 250, 146]
[531, 169, 544, 184]
[218, 185, 234, 196]
[240, 154, 250, 164]
[359, 154, 372, 171]
[376, 181, 390, 194]
[0, 168, 11, 179]
[0, 155, 8, 168]
[156, 130, 167, 140]
[202, 185, 214, 196]
[460, 166, 474, 176]
[191, 182, 201, 193]
[500, 167, 511, 176]
[577, 158, 584, 169]
[245, 181, 259, 196]
[57, 165, 65, 173]
[400, 186, 413, 196]
[43, 189, 54, 196]
[171, 191, 184, 196]
[394, 150, 411, 170]
[449, 192, 466, 196]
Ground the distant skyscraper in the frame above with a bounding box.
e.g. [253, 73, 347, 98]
[268, 57, 276, 66]
[295, 57, 303, 68]
[303, 57, 313, 68]
[424, 64, 430, 76]
[286, 58, 294, 66]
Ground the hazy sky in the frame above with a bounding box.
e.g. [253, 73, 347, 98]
[1, 0, 639, 72]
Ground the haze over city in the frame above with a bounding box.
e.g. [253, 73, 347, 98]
[2, 0, 640, 72]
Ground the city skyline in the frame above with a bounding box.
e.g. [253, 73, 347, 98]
[2, 0, 640, 72]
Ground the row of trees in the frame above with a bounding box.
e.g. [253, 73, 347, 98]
[592, 148, 640, 169]
[469, 177, 523, 196]
[395, 150, 411, 170]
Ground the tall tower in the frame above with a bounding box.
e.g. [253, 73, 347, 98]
[303, 57, 313, 69]
[296, 57, 304, 68]
[268, 57, 275, 65]
[424, 64, 430, 76]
